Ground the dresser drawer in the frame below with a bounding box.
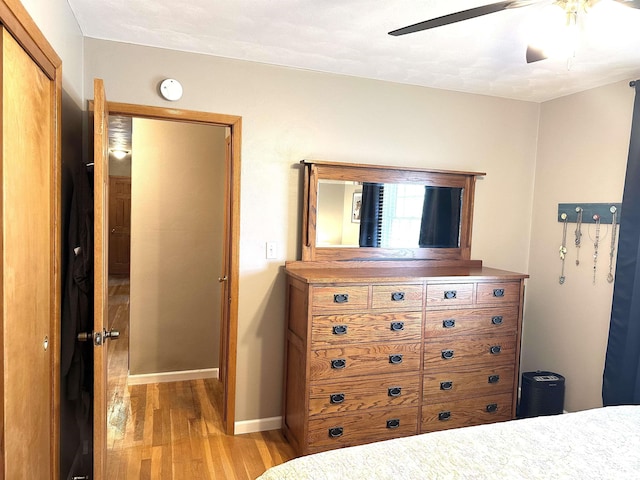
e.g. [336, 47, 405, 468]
[371, 284, 423, 309]
[309, 374, 420, 416]
[476, 281, 521, 305]
[312, 285, 369, 311]
[424, 335, 517, 368]
[421, 392, 513, 432]
[423, 364, 515, 401]
[307, 407, 418, 451]
[424, 306, 518, 338]
[426, 283, 474, 307]
[310, 343, 421, 381]
[312, 312, 422, 346]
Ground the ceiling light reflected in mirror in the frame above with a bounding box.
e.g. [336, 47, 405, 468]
[110, 149, 130, 160]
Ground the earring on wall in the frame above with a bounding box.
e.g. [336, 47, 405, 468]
[574, 206, 583, 266]
[559, 212, 568, 285]
[592, 214, 601, 285]
[607, 206, 618, 284]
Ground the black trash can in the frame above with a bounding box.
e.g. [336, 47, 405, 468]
[519, 371, 565, 418]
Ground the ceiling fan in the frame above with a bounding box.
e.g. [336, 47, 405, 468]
[389, 0, 640, 63]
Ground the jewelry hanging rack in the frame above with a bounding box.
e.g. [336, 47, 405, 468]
[557, 203, 621, 224]
[556, 203, 620, 286]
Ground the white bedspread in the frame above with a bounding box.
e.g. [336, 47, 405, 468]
[258, 406, 640, 479]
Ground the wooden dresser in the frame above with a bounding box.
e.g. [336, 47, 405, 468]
[283, 262, 527, 455]
[282, 160, 528, 456]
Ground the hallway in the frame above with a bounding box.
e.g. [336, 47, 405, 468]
[105, 277, 294, 479]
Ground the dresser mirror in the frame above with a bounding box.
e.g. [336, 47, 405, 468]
[301, 160, 484, 261]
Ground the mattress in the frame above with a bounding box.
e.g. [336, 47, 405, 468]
[258, 406, 640, 479]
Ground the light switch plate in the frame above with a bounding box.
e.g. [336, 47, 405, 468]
[266, 242, 277, 259]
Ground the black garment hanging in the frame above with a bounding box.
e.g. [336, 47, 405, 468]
[60, 162, 94, 403]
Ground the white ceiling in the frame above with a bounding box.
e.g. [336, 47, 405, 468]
[67, 0, 640, 103]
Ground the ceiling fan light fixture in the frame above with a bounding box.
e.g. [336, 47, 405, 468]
[526, 2, 581, 61]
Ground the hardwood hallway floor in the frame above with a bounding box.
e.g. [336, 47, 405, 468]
[106, 277, 295, 479]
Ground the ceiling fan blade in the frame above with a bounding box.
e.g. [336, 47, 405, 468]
[613, 0, 640, 8]
[526, 45, 547, 63]
[389, 1, 526, 36]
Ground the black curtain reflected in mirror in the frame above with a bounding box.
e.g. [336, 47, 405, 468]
[419, 187, 462, 248]
[359, 183, 384, 247]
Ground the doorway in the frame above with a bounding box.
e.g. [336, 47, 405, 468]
[104, 103, 241, 438]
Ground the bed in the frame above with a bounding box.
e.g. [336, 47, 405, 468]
[258, 406, 640, 479]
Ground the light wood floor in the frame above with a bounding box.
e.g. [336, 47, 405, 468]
[106, 277, 295, 479]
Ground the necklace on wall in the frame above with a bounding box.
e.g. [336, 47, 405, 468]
[575, 207, 583, 266]
[592, 214, 601, 285]
[559, 212, 568, 285]
[607, 206, 618, 284]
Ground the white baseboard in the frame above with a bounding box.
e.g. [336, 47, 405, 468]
[127, 368, 219, 385]
[234, 416, 282, 435]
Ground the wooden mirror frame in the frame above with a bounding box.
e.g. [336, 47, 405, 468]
[301, 160, 485, 262]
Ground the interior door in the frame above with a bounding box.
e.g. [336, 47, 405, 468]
[93, 78, 110, 480]
[1, 23, 60, 479]
[108, 176, 132, 275]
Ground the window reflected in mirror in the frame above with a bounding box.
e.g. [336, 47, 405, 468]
[317, 180, 463, 249]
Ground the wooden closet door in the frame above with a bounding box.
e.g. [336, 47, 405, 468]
[109, 176, 132, 275]
[1, 25, 58, 479]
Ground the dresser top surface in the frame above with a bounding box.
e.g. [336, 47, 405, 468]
[285, 261, 528, 284]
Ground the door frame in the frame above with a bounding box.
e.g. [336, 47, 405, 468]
[108, 102, 241, 435]
[0, 0, 62, 477]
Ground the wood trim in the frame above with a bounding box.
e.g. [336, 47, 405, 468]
[108, 101, 241, 126]
[301, 159, 486, 178]
[226, 116, 242, 435]
[0, 0, 60, 78]
[50, 51, 62, 480]
[0, 27, 5, 480]
[107, 101, 241, 436]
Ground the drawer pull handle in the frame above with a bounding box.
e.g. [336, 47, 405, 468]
[491, 316, 503, 325]
[331, 359, 346, 369]
[388, 386, 402, 397]
[488, 375, 500, 384]
[438, 411, 451, 421]
[486, 403, 498, 413]
[493, 288, 505, 297]
[328, 427, 344, 438]
[330, 393, 345, 404]
[391, 292, 405, 301]
[333, 294, 349, 303]
[444, 290, 457, 299]
[390, 321, 405, 332]
[332, 325, 348, 335]
[441, 349, 454, 360]
[386, 419, 400, 429]
[440, 381, 453, 390]
[443, 319, 456, 328]
[490, 345, 502, 355]
[389, 354, 403, 365]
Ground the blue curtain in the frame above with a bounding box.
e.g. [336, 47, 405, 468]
[602, 80, 640, 406]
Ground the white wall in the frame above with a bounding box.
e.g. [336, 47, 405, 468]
[129, 118, 226, 374]
[523, 80, 634, 412]
[83, 38, 540, 422]
[20, 0, 84, 105]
